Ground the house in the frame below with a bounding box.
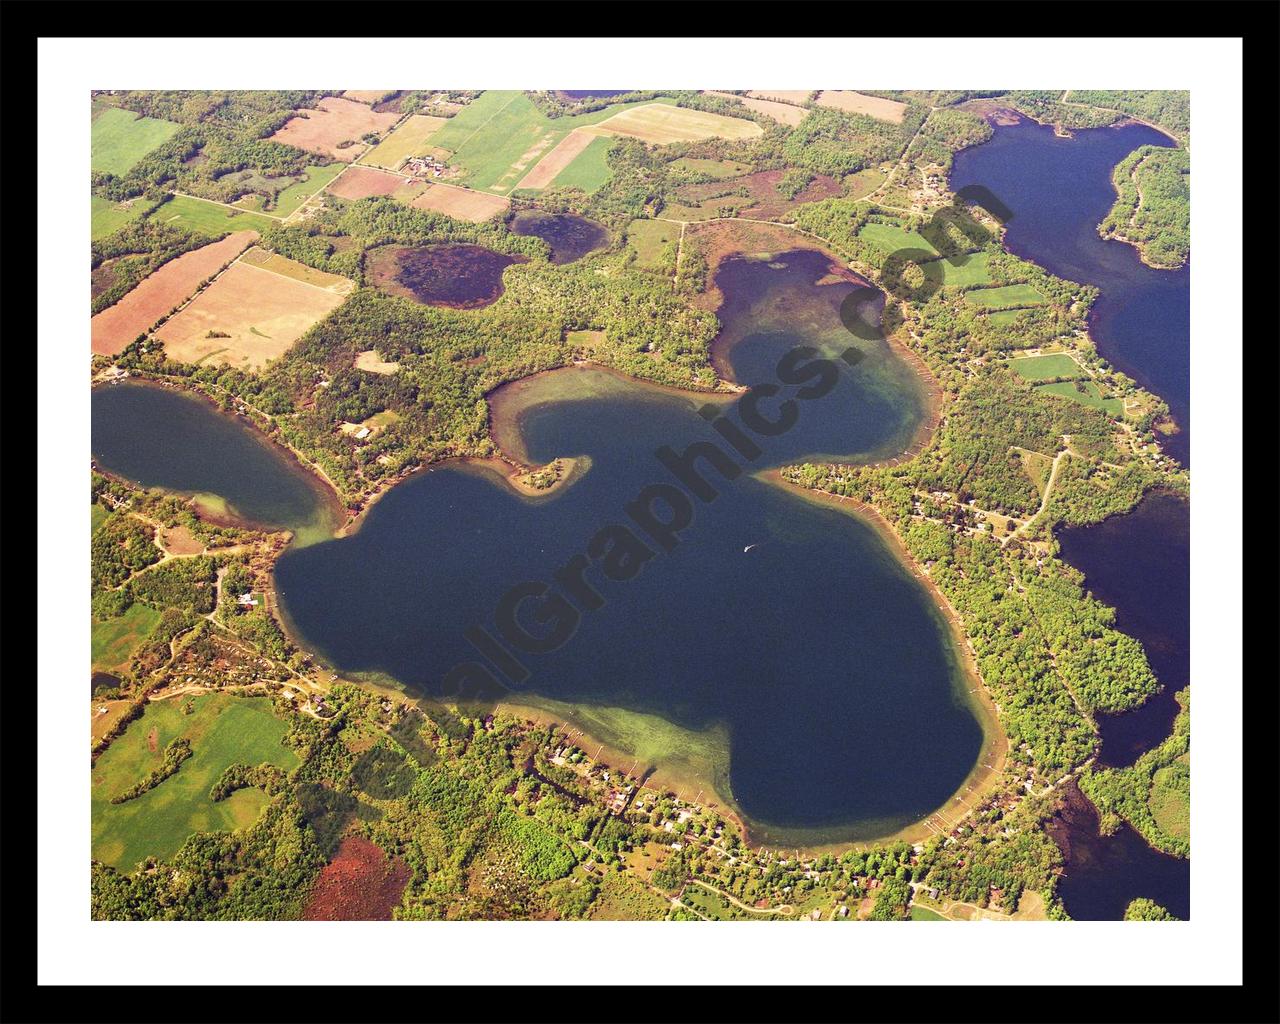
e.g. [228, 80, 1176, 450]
[237, 592, 258, 607]
[354, 426, 372, 440]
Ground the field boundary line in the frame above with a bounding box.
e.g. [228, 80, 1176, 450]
[235, 258, 356, 295]
[170, 190, 285, 222]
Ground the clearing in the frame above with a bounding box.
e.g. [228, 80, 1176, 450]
[154, 252, 353, 369]
[964, 283, 1047, 309]
[410, 183, 510, 222]
[586, 103, 763, 144]
[270, 96, 401, 163]
[91, 694, 297, 871]
[815, 91, 908, 124]
[91, 231, 258, 356]
[703, 91, 807, 126]
[355, 350, 401, 375]
[92, 603, 163, 672]
[91, 106, 181, 176]
[148, 194, 277, 235]
[625, 219, 681, 269]
[1008, 353, 1082, 381]
[1035, 380, 1123, 416]
[302, 835, 411, 920]
[91, 196, 150, 241]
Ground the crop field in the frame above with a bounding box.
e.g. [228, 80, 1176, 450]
[154, 254, 354, 369]
[91, 230, 259, 356]
[410, 183, 510, 222]
[270, 96, 401, 163]
[547, 135, 615, 193]
[703, 91, 807, 126]
[1008, 353, 1083, 381]
[430, 92, 697, 194]
[963, 283, 1047, 309]
[358, 114, 448, 170]
[588, 103, 764, 144]
[91, 694, 297, 870]
[815, 90, 908, 124]
[148, 195, 278, 236]
[342, 90, 396, 105]
[1035, 380, 1123, 416]
[516, 128, 600, 190]
[625, 219, 680, 269]
[91, 106, 181, 176]
[91, 603, 162, 672]
[91, 196, 149, 240]
[326, 165, 407, 199]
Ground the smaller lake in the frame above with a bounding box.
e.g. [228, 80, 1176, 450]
[1057, 492, 1189, 766]
[91, 382, 338, 545]
[367, 243, 524, 308]
[1048, 780, 1189, 920]
[509, 210, 609, 265]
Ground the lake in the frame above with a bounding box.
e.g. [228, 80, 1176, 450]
[508, 210, 610, 265]
[950, 113, 1190, 466]
[273, 248, 993, 844]
[366, 243, 524, 308]
[91, 381, 339, 546]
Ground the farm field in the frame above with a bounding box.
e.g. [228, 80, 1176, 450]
[588, 103, 764, 144]
[1008, 353, 1083, 381]
[358, 114, 448, 170]
[430, 92, 685, 194]
[91, 603, 162, 672]
[815, 90, 908, 124]
[547, 135, 615, 193]
[1035, 380, 1123, 416]
[91, 105, 181, 176]
[858, 220, 940, 255]
[326, 165, 407, 199]
[148, 195, 277, 236]
[931, 251, 992, 287]
[154, 254, 354, 369]
[91, 694, 297, 871]
[91, 230, 259, 356]
[963, 283, 1047, 309]
[516, 128, 600, 190]
[342, 90, 395, 105]
[91, 196, 149, 240]
[410, 183, 510, 222]
[625, 219, 680, 269]
[270, 96, 401, 163]
[703, 91, 807, 126]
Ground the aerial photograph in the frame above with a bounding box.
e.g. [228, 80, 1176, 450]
[87, 86, 1192, 925]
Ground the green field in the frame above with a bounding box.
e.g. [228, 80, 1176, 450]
[91, 196, 150, 240]
[909, 905, 948, 921]
[931, 251, 992, 287]
[963, 283, 1047, 309]
[148, 195, 278, 237]
[987, 308, 1030, 326]
[1009, 353, 1083, 381]
[91, 106, 181, 176]
[430, 91, 674, 194]
[270, 163, 345, 217]
[549, 135, 615, 193]
[92, 603, 162, 672]
[625, 219, 680, 269]
[358, 114, 446, 170]
[1148, 758, 1190, 844]
[858, 220, 940, 256]
[1035, 380, 1123, 416]
[92, 694, 298, 870]
[91, 501, 110, 534]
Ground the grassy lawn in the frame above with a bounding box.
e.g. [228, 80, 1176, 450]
[92, 694, 298, 870]
[858, 220, 940, 256]
[987, 308, 1030, 326]
[963, 283, 1047, 309]
[932, 251, 992, 287]
[271, 163, 345, 217]
[148, 195, 278, 236]
[1009, 353, 1083, 381]
[431, 91, 673, 194]
[549, 135, 615, 193]
[92, 106, 181, 176]
[625, 219, 680, 269]
[91, 196, 150, 240]
[92, 603, 162, 672]
[909, 905, 948, 921]
[91, 501, 110, 534]
[1035, 380, 1123, 416]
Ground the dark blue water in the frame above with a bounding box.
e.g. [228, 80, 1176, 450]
[951, 114, 1190, 466]
[275, 250, 989, 842]
[92, 382, 337, 542]
[1058, 492, 1190, 767]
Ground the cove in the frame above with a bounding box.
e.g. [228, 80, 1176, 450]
[91, 381, 339, 546]
[274, 249, 993, 844]
[950, 113, 1190, 466]
[1058, 492, 1190, 767]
